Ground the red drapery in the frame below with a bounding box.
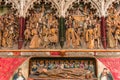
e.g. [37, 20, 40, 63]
[99, 58, 120, 80]
[0, 58, 26, 80]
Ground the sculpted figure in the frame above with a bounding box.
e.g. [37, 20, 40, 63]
[79, 61, 84, 69]
[42, 25, 48, 36]
[74, 20, 79, 29]
[66, 25, 75, 48]
[86, 61, 95, 79]
[2, 27, 9, 47]
[24, 27, 31, 47]
[89, 11, 94, 20]
[24, 26, 31, 40]
[83, 5, 88, 15]
[49, 26, 58, 47]
[7, 27, 14, 48]
[29, 26, 40, 48]
[31, 62, 38, 74]
[86, 27, 94, 49]
[107, 26, 115, 48]
[42, 26, 50, 48]
[41, 5, 45, 17]
[66, 16, 75, 48]
[113, 13, 119, 27]
[106, 16, 112, 26]
[94, 21, 101, 48]
[100, 68, 113, 80]
[48, 13, 53, 28]
[72, 31, 81, 48]
[84, 61, 88, 70]
[66, 15, 81, 48]
[115, 27, 120, 47]
[83, 20, 88, 40]
[13, 68, 26, 80]
[52, 17, 58, 29]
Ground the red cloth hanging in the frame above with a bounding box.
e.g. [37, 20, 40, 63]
[0, 58, 26, 80]
[99, 58, 120, 80]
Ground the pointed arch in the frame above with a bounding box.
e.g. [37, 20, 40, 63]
[64, 0, 101, 17]
[104, 0, 116, 15]
[3, 0, 19, 11]
[9, 0, 19, 9]
[24, 0, 60, 17]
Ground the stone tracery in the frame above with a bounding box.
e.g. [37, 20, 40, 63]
[24, 0, 60, 17]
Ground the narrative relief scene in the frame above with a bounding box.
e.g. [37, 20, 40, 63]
[29, 57, 97, 79]
[23, 0, 120, 49]
[24, 0, 101, 49]
[106, 2, 120, 48]
[0, 0, 120, 49]
[0, 2, 19, 49]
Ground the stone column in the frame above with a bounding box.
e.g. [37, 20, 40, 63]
[18, 17, 25, 49]
[59, 16, 66, 48]
[101, 16, 107, 49]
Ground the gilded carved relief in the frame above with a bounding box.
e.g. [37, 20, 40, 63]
[65, 0, 101, 49]
[106, 1, 120, 48]
[24, 0, 59, 49]
[29, 57, 97, 79]
[0, 1, 19, 48]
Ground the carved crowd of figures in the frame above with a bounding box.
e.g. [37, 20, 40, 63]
[0, 2, 120, 49]
[24, 5, 101, 49]
[65, 5, 101, 49]
[24, 5, 59, 48]
[0, 10, 19, 48]
[107, 6, 120, 48]
[23, 3, 120, 49]
[65, 15, 101, 49]
[30, 59, 96, 79]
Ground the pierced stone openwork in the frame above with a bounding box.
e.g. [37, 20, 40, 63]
[26, 0, 59, 17]
[65, 0, 99, 16]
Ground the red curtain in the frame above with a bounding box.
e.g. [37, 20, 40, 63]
[0, 58, 26, 80]
[99, 58, 120, 80]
